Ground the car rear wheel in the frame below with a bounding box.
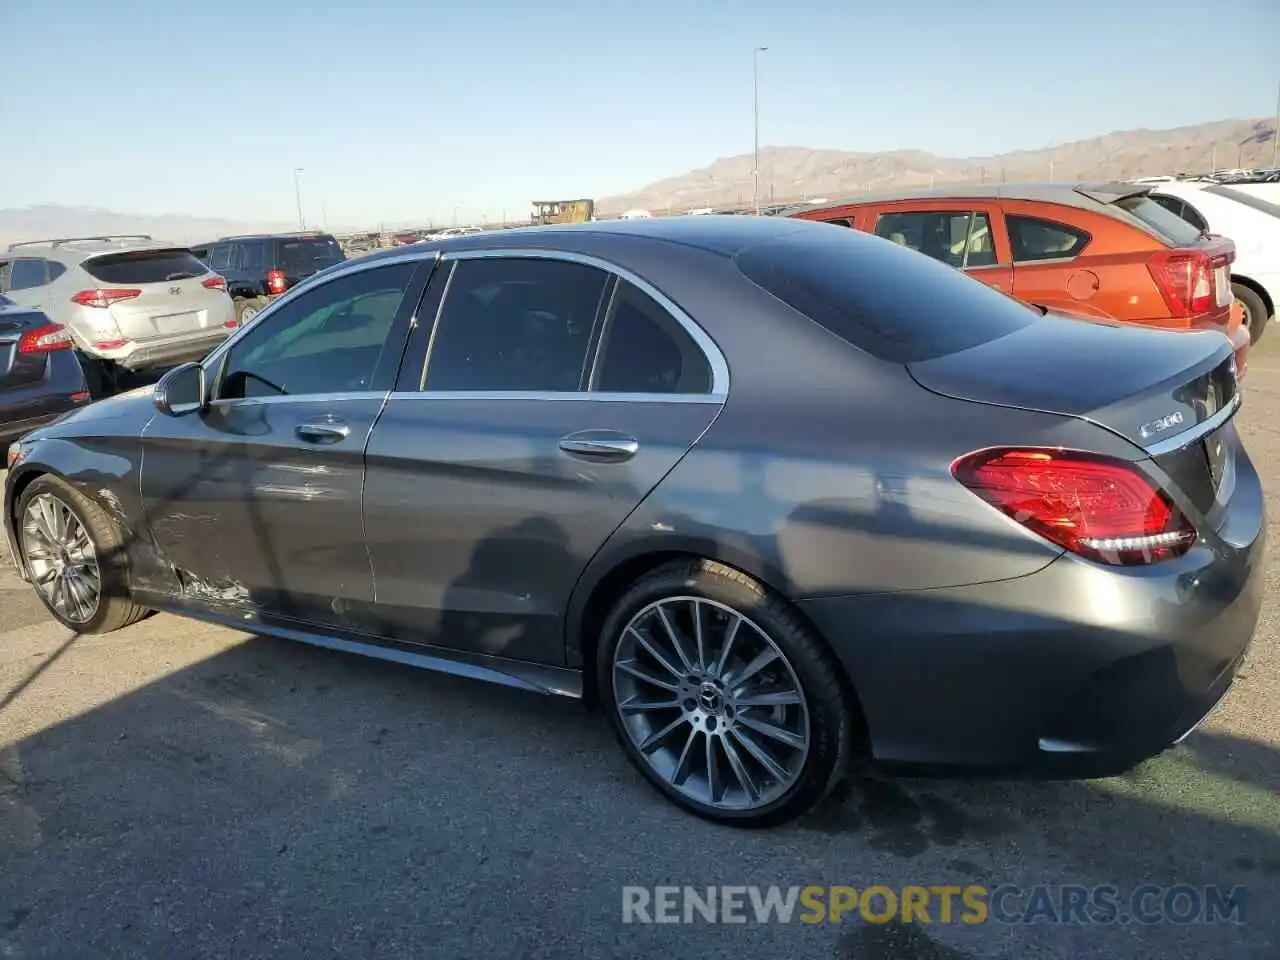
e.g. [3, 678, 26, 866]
[235, 297, 268, 326]
[16, 476, 149, 634]
[598, 559, 855, 827]
[1232, 282, 1269, 343]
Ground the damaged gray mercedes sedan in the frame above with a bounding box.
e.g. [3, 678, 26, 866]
[3, 215, 1264, 826]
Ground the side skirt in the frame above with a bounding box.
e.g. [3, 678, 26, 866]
[133, 590, 584, 699]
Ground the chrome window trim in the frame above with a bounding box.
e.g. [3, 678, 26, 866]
[436, 247, 730, 398]
[1144, 391, 1242, 457]
[204, 391, 389, 409]
[199, 249, 439, 374]
[385, 391, 722, 405]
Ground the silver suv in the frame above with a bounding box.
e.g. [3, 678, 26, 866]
[0, 235, 236, 394]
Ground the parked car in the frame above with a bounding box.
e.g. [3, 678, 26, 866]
[0, 295, 92, 445]
[1144, 182, 1280, 342]
[3, 216, 1261, 826]
[0, 236, 235, 397]
[787, 183, 1251, 376]
[189, 232, 346, 327]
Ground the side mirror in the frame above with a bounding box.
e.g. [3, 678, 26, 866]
[154, 362, 208, 417]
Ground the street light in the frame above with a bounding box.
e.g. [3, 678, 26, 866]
[293, 168, 305, 231]
[753, 46, 767, 216]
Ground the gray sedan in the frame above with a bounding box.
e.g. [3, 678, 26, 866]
[2, 215, 1263, 826]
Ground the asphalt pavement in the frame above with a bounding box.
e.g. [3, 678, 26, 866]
[1, 339, 1278, 960]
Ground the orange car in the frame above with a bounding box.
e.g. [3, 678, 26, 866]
[787, 182, 1250, 376]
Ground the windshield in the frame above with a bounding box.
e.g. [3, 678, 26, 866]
[1114, 195, 1205, 245]
[279, 237, 345, 274]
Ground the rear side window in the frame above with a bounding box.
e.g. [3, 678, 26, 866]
[823, 218, 854, 228]
[874, 210, 997, 268]
[593, 280, 712, 394]
[82, 249, 209, 284]
[278, 237, 345, 273]
[734, 225, 1040, 363]
[1006, 215, 1091, 262]
[205, 244, 234, 272]
[1114, 195, 1203, 245]
[8, 258, 54, 290]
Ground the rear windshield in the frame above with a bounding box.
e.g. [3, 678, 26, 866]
[278, 237, 345, 273]
[733, 225, 1041, 363]
[1206, 185, 1280, 220]
[1113, 195, 1204, 245]
[82, 249, 209, 284]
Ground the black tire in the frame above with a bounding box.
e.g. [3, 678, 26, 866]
[235, 297, 269, 326]
[15, 475, 149, 634]
[77, 354, 118, 400]
[1232, 282, 1269, 344]
[597, 558, 857, 827]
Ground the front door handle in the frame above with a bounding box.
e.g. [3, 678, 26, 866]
[559, 430, 639, 463]
[295, 417, 350, 444]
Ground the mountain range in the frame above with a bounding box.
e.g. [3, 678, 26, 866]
[2, 118, 1276, 243]
[595, 117, 1279, 215]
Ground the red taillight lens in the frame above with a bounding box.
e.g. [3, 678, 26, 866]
[71, 288, 142, 309]
[952, 448, 1196, 566]
[1147, 251, 1213, 319]
[17, 323, 75, 354]
[266, 269, 287, 295]
[202, 275, 227, 291]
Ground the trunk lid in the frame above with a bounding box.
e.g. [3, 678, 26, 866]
[81, 248, 226, 342]
[909, 311, 1239, 517]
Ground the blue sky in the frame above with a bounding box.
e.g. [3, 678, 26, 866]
[1, 0, 1276, 227]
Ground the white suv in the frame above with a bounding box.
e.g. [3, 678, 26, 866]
[1146, 183, 1280, 343]
[0, 235, 236, 394]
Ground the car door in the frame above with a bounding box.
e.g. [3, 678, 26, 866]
[869, 202, 1014, 293]
[139, 257, 429, 628]
[362, 251, 726, 665]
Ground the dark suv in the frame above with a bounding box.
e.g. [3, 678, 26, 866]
[190, 232, 346, 326]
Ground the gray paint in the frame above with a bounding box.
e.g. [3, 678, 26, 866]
[3, 215, 1266, 774]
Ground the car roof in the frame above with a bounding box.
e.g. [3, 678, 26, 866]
[780, 181, 1153, 218]
[350, 215, 816, 266]
[5, 236, 189, 258]
[193, 231, 338, 246]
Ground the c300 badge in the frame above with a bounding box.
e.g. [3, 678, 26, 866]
[1139, 410, 1185, 440]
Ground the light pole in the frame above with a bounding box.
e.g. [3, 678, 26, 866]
[753, 46, 767, 216]
[293, 168, 305, 230]
[1272, 78, 1279, 169]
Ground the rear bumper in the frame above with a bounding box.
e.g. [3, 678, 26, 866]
[0, 351, 92, 445]
[799, 447, 1266, 776]
[95, 328, 232, 371]
[1226, 304, 1250, 379]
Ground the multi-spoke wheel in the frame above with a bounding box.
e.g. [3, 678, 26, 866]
[15, 476, 149, 634]
[599, 559, 856, 827]
[22, 493, 101, 625]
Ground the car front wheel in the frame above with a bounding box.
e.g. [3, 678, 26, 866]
[16, 475, 149, 634]
[598, 559, 856, 827]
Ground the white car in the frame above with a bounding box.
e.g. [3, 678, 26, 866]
[1146, 182, 1280, 342]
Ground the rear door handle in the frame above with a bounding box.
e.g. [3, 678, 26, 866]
[559, 430, 639, 462]
[295, 417, 350, 444]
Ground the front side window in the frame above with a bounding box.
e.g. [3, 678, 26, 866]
[424, 257, 609, 392]
[1005, 215, 1092, 262]
[874, 210, 997, 268]
[215, 262, 416, 399]
[593, 280, 712, 394]
[824, 218, 854, 228]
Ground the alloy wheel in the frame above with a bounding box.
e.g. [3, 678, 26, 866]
[611, 596, 811, 812]
[239, 305, 260, 325]
[21, 493, 101, 624]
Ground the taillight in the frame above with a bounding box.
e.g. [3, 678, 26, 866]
[202, 275, 227, 291]
[71, 288, 142, 309]
[17, 323, 74, 354]
[952, 448, 1196, 566]
[266, 269, 287, 295]
[1146, 251, 1213, 319]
